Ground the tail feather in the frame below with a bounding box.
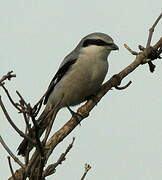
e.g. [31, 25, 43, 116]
[17, 107, 51, 156]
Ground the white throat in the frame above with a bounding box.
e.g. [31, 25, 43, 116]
[80, 45, 110, 60]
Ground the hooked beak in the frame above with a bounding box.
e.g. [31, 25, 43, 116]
[110, 43, 119, 50]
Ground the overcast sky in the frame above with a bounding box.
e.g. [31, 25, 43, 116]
[0, 1, 162, 180]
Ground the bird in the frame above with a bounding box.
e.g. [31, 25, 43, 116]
[17, 32, 119, 156]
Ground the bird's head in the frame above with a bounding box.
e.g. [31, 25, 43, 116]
[77, 32, 119, 59]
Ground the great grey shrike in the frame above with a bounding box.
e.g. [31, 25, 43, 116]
[17, 32, 119, 156]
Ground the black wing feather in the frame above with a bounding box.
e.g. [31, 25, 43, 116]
[44, 59, 77, 104]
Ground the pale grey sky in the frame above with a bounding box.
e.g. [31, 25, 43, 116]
[0, 1, 162, 180]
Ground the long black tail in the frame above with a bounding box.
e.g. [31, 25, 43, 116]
[17, 107, 51, 156]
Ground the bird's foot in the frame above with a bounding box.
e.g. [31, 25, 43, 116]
[66, 106, 82, 126]
[112, 74, 121, 86]
[86, 94, 99, 105]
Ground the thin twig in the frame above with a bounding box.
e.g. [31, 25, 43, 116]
[7, 156, 17, 180]
[23, 112, 31, 135]
[43, 137, 75, 177]
[0, 136, 24, 168]
[0, 96, 36, 145]
[146, 12, 162, 72]
[138, 45, 145, 51]
[124, 44, 138, 55]
[16, 91, 28, 108]
[16, 91, 32, 135]
[146, 12, 162, 47]
[0, 71, 16, 84]
[1, 84, 21, 112]
[80, 163, 91, 180]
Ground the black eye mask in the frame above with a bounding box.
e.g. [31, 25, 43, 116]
[82, 39, 113, 47]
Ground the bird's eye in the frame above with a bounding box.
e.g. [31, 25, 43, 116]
[82, 39, 112, 47]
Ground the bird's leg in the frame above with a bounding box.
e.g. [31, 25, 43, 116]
[86, 94, 99, 105]
[112, 74, 122, 86]
[66, 106, 82, 125]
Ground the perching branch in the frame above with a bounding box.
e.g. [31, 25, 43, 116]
[40, 37, 162, 177]
[26, 36, 162, 174]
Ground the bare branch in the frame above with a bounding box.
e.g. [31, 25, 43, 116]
[7, 156, 17, 180]
[0, 96, 36, 145]
[0, 136, 24, 168]
[27, 104, 45, 180]
[16, 91, 28, 108]
[146, 12, 162, 47]
[43, 137, 75, 177]
[1, 84, 21, 112]
[124, 44, 138, 55]
[80, 163, 91, 180]
[146, 12, 162, 72]
[0, 85, 32, 137]
[138, 45, 145, 51]
[0, 71, 16, 85]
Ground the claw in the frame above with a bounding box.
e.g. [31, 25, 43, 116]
[115, 81, 132, 90]
[66, 106, 82, 126]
